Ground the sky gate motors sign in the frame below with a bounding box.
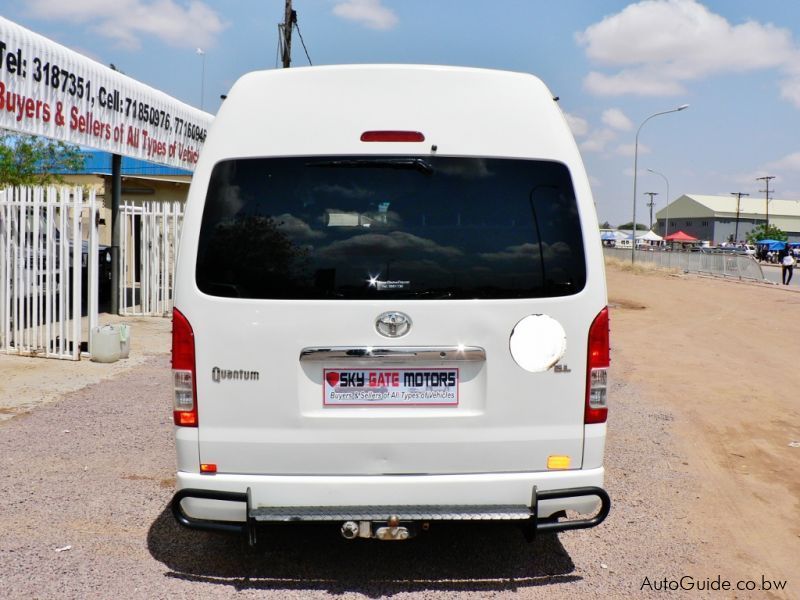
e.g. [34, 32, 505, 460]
[0, 17, 213, 171]
[323, 368, 459, 406]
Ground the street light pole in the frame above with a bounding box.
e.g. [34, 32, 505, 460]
[647, 168, 670, 238]
[196, 48, 206, 110]
[632, 105, 689, 263]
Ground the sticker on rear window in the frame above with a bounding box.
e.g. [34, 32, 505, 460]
[323, 368, 458, 406]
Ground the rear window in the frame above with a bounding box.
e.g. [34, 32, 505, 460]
[196, 156, 586, 299]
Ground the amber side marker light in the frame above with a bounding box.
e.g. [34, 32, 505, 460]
[360, 130, 425, 142]
[547, 455, 572, 470]
[200, 463, 217, 474]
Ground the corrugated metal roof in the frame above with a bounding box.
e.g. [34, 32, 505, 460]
[682, 194, 800, 218]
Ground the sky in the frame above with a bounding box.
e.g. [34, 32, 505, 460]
[3, 0, 800, 227]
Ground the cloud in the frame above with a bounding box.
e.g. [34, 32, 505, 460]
[25, 0, 226, 50]
[617, 142, 650, 157]
[318, 232, 462, 258]
[579, 128, 617, 153]
[274, 214, 325, 239]
[576, 0, 800, 104]
[333, 0, 399, 30]
[734, 151, 800, 186]
[563, 112, 589, 137]
[778, 77, 800, 108]
[601, 108, 633, 131]
[479, 242, 573, 263]
[765, 152, 800, 172]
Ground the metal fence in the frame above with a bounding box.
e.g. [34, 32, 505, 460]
[604, 247, 766, 281]
[0, 186, 99, 359]
[119, 200, 183, 317]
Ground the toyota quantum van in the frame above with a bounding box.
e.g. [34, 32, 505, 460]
[171, 65, 610, 542]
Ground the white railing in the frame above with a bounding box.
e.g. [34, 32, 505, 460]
[0, 186, 99, 359]
[604, 247, 766, 281]
[119, 200, 183, 317]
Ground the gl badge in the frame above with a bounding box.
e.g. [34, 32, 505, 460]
[376, 311, 412, 338]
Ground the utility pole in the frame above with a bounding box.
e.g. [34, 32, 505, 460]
[644, 192, 658, 230]
[756, 175, 775, 231]
[730, 192, 749, 243]
[279, 0, 295, 68]
[109, 63, 121, 315]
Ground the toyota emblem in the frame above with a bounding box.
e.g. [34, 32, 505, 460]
[375, 311, 412, 338]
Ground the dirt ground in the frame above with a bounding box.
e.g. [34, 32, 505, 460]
[1, 263, 798, 596]
[605, 260, 800, 586]
[0, 315, 171, 422]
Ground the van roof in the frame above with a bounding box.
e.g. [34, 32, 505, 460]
[204, 64, 582, 165]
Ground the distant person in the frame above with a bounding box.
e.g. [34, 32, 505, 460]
[782, 250, 795, 285]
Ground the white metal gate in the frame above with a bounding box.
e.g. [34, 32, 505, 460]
[0, 186, 99, 360]
[119, 200, 183, 317]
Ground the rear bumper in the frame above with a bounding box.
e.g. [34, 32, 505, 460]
[172, 468, 609, 535]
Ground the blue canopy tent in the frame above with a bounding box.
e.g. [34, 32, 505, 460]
[756, 239, 786, 251]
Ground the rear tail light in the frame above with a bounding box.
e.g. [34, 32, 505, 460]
[172, 308, 198, 427]
[585, 307, 610, 424]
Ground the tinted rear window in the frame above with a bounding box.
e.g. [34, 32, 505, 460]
[196, 156, 586, 299]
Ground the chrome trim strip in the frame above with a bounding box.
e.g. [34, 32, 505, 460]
[299, 346, 486, 362]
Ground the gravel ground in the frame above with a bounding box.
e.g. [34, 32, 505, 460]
[0, 353, 711, 600]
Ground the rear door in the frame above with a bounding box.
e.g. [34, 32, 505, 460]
[191, 156, 593, 476]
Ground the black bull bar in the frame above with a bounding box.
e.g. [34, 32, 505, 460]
[171, 486, 611, 542]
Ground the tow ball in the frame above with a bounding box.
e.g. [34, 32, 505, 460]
[340, 516, 418, 540]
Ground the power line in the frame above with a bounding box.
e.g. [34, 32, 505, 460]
[275, 24, 281, 68]
[294, 21, 312, 65]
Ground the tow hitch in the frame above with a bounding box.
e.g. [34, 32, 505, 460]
[341, 516, 421, 540]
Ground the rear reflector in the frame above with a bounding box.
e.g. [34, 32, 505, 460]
[172, 308, 198, 427]
[585, 307, 610, 424]
[200, 463, 217, 474]
[360, 130, 425, 142]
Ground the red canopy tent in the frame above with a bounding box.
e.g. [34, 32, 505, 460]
[664, 230, 698, 242]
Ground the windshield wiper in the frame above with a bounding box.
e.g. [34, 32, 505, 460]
[308, 158, 434, 175]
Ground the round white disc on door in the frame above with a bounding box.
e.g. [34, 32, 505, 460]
[509, 314, 567, 372]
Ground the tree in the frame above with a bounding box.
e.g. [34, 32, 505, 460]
[745, 224, 787, 244]
[599, 220, 612, 229]
[617, 221, 648, 231]
[0, 131, 85, 187]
